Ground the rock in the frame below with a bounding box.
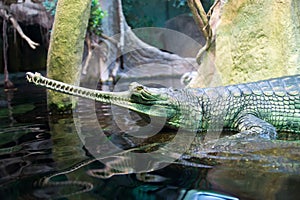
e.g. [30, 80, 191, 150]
[215, 0, 300, 85]
[190, 0, 300, 87]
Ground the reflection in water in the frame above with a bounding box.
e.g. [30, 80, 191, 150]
[4, 90, 15, 126]
[0, 78, 299, 199]
[0, 125, 54, 199]
[0, 128, 52, 184]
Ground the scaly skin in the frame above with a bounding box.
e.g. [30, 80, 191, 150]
[26, 72, 300, 139]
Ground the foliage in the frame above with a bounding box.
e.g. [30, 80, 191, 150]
[88, 0, 106, 36]
[172, 0, 186, 8]
[42, 0, 105, 35]
[42, 0, 58, 16]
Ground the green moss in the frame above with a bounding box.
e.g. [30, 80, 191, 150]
[47, 0, 91, 112]
[215, 0, 300, 85]
[88, 0, 106, 36]
[48, 102, 73, 114]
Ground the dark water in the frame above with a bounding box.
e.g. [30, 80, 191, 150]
[0, 74, 300, 200]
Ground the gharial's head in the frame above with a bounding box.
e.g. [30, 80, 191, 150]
[25, 72, 201, 130]
[117, 82, 201, 130]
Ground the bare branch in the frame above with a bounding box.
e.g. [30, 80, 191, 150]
[187, 0, 211, 39]
[117, 0, 124, 51]
[207, 0, 220, 19]
[187, 0, 219, 64]
[100, 33, 119, 45]
[3, 17, 8, 80]
[0, 8, 39, 49]
[2, 13, 15, 89]
[8, 15, 40, 49]
[82, 35, 93, 75]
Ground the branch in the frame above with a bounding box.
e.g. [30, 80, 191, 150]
[207, 0, 220, 19]
[117, 0, 124, 51]
[0, 8, 39, 49]
[82, 35, 93, 75]
[100, 33, 119, 45]
[187, 0, 214, 64]
[3, 17, 9, 81]
[187, 0, 211, 39]
[8, 15, 40, 49]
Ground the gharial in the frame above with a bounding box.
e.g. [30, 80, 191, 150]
[26, 72, 300, 140]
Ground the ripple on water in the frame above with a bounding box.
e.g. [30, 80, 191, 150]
[0, 78, 299, 199]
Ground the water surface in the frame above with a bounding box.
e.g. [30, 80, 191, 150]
[0, 74, 299, 199]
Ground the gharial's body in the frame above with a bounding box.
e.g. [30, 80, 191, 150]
[26, 72, 300, 139]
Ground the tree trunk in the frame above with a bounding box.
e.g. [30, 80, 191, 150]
[47, 0, 91, 111]
[82, 0, 199, 84]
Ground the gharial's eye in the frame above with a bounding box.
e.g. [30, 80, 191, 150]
[136, 86, 144, 91]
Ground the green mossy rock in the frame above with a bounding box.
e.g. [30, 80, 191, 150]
[216, 0, 300, 85]
[191, 0, 300, 87]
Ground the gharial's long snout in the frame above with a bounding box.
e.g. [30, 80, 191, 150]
[25, 72, 174, 117]
[26, 72, 132, 103]
[26, 72, 40, 83]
